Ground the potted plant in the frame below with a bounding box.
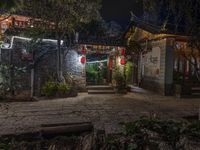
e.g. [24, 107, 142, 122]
[113, 67, 127, 94]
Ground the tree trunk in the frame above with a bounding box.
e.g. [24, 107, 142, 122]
[57, 38, 65, 82]
[31, 68, 34, 98]
[9, 48, 14, 96]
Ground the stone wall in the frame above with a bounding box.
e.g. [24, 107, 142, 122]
[64, 49, 86, 91]
[139, 38, 174, 95]
[0, 38, 87, 97]
[164, 38, 174, 95]
[0, 47, 31, 96]
[34, 50, 57, 96]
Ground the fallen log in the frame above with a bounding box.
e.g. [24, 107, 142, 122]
[41, 122, 93, 137]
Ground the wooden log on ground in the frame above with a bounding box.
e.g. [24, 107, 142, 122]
[41, 122, 93, 136]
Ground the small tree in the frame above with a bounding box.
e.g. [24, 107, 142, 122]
[19, 0, 102, 82]
[126, 39, 143, 85]
[0, 0, 21, 22]
[0, 64, 26, 97]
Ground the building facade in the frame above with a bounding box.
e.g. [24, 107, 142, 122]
[125, 19, 200, 96]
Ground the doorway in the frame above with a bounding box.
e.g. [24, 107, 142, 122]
[86, 54, 109, 85]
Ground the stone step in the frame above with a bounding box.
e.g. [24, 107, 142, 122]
[192, 87, 200, 91]
[191, 91, 200, 95]
[87, 85, 113, 90]
[181, 94, 200, 98]
[88, 90, 115, 94]
[191, 87, 200, 97]
[186, 95, 200, 98]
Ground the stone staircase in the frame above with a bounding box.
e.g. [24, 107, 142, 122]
[191, 86, 200, 97]
[87, 85, 115, 94]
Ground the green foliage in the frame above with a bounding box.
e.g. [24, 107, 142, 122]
[125, 61, 133, 84]
[118, 117, 200, 149]
[126, 40, 142, 56]
[42, 81, 71, 97]
[113, 67, 126, 90]
[19, 0, 102, 81]
[185, 121, 200, 140]
[41, 81, 58, 97]
[173, 71, 184, 84]
[57, 83, 71, 95]
[123, 122, 141, 136]
[0, 143, 12, 150]
[0, 0, 17, 12]
[0, 118, 200, 149]
[86, 64, 98, 84]
[20, 0, 102, 35]
[0, 64, 26, 97]
[86, 62, 107, 85]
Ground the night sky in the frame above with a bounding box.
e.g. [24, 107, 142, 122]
[101, 0, 143, 28]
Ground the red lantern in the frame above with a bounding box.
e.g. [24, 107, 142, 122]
[109, 58, 113, 70]
[116, 54, 119, 59]
[80, 56, 86, 64]
[82, 46, 86, 55]
[120, 57, 126, 65]
[121, 48, 125, 55]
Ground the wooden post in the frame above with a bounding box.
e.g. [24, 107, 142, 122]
[31, 68, 34, 98]
[41, 122, 93, 136]
[199, 106, 200, 121]
[9, 48, 14, 96]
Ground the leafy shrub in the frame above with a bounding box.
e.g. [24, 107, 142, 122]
[42, 81, 58, 97]
[185, 121, 200, 140]
[0, 64, 26, 98]
[57, 83, 71, 96]
[125, 61, 133, 84]
[86, 63, 105, 84]
[116, 117, 200, 149]
[42, 81, 72, 97]
[113, 67, 126, 91]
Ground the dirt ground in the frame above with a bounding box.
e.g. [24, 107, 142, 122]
[0, 91, 200, 136]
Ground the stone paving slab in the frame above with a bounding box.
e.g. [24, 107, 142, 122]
[0, 92, 200, 136]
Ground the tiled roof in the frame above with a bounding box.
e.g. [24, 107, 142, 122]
[124, 15, 187, 38]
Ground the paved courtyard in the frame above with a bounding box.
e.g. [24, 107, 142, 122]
[0, 91, 200, 136]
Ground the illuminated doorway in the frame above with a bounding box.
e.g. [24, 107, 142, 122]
[86, 54, 109, 85]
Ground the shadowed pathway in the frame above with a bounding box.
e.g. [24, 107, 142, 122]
[0, 92, 200, 136]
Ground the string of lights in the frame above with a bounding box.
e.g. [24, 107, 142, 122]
[86, 59, 108, 64]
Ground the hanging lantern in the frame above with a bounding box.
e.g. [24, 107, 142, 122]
[109, 58, 113, 70]
[121, 48, 125, 55]
[120, 57, 126, 65]
[80, 56, 86, 64]
[82, 46, 86, 55]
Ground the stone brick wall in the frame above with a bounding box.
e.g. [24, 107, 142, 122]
[1, 47, 31, 95]
[34, 50, 57, 96]
[64, 49, 86, 91]
[0, 37, 86, 97]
